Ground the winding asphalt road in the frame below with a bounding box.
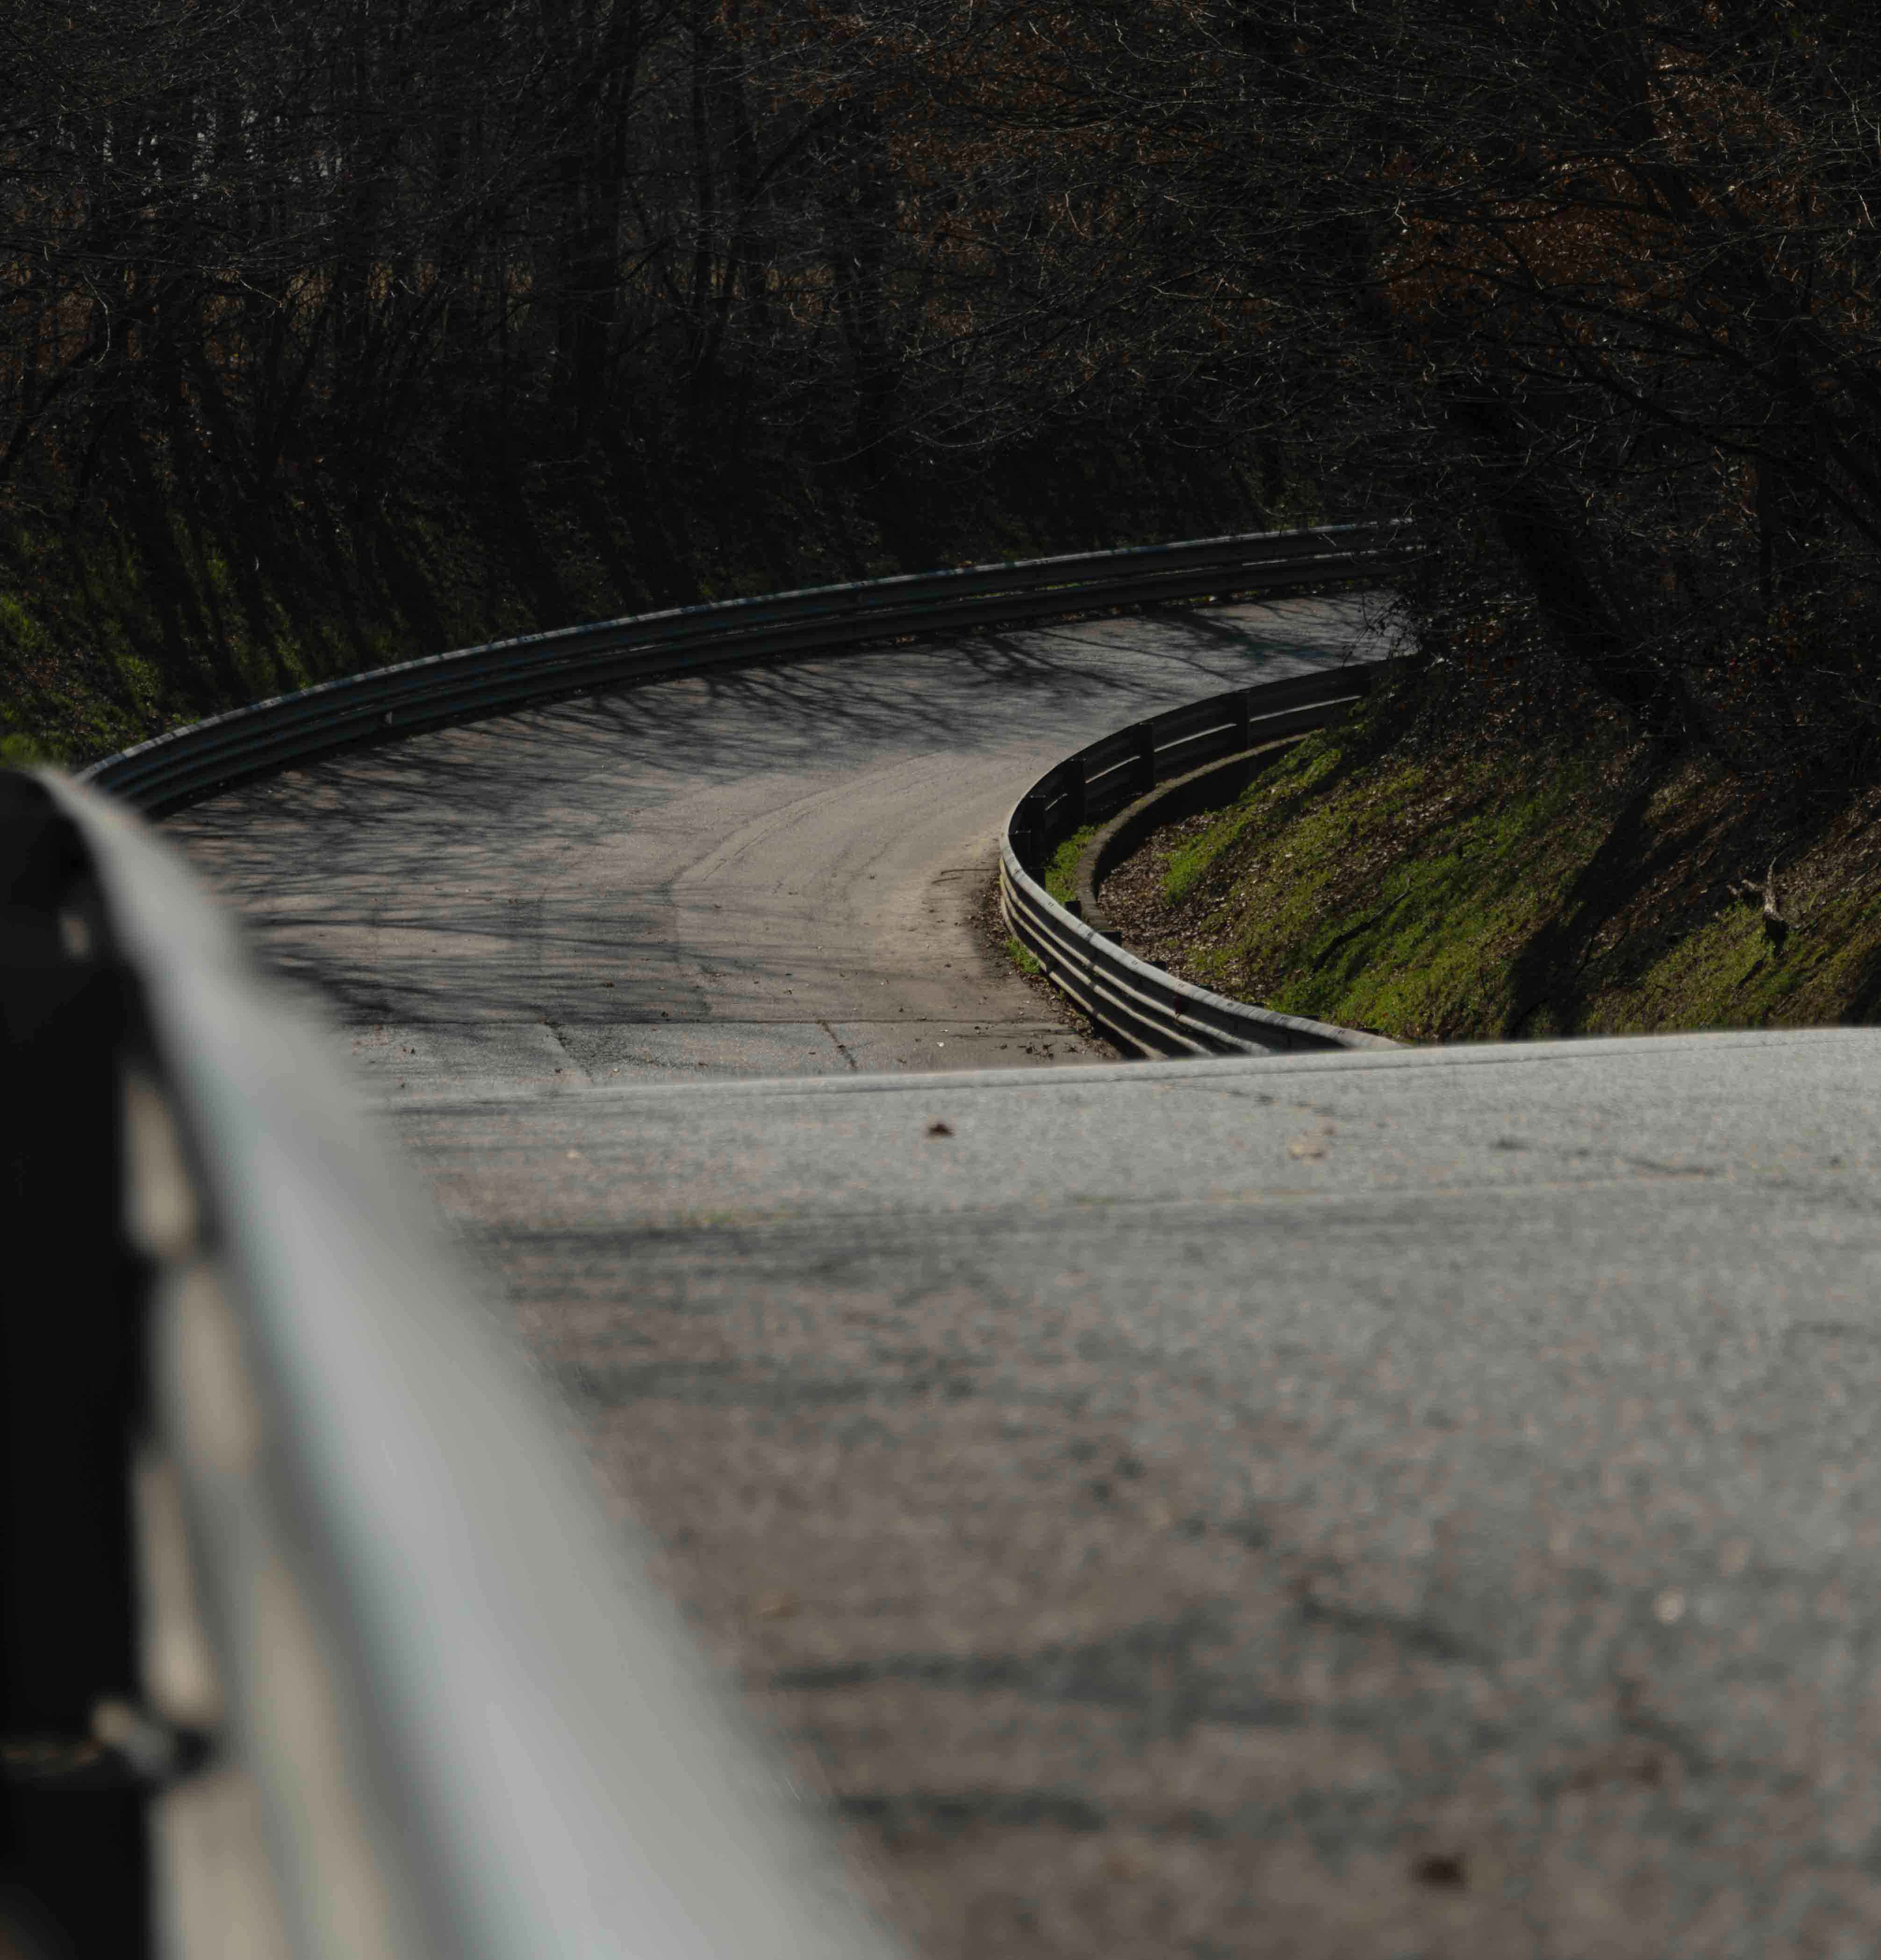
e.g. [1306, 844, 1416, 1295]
[171, 598, 1372, 1091]
[168, 596, 1881, 1959]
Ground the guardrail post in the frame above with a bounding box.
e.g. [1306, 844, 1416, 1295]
[1132, 722, 1157, 794]
[1233, 691, 1253, 751]
[1014, 791, 1050, 876]
[0, 776, 151, 1957]
[1065, 756, 1087, 829]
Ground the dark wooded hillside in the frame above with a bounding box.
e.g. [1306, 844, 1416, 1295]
[7, 0, 1881, 797]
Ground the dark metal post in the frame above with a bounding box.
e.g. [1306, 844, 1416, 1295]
[0, 775, 151, 1958]
[1132, 722, 1157, 794]
[1015, 792, 1050, 877]
[1064, 756, 1087, 830]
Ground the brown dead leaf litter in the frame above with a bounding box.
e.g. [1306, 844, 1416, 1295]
[1090, 676, 1881, 1043]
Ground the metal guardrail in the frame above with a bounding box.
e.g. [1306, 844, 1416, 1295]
[80, 522, 1413, 813]
[0, 769, 903, 1957]
[1000, 671, 1400, 1055]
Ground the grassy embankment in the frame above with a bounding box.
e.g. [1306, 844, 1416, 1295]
[1099, 681, 1881, 1039]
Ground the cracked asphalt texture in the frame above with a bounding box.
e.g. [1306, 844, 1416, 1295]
[162, 597, 1881, 1958]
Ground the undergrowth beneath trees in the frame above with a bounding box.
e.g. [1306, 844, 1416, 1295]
[0, 430, 1274, 768]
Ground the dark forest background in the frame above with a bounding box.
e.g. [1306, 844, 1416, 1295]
[7, 0, 1881, 795]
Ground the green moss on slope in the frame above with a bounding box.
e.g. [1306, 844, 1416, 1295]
[1104, 686, 1881, 1041]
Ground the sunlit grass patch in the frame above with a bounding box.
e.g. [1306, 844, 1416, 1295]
[1005, 935, 1044, 976]
[1045, 824, 1099, 907]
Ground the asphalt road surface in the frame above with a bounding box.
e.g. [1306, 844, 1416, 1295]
[169, 597, 1378, 1090]
[165, 597, 1881, 1958]
[401, 1033, 1881, 1960]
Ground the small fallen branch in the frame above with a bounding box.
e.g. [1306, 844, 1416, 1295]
[1729, 859, 1790, 950]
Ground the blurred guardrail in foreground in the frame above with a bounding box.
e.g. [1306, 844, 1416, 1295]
[0, 772, 905, 1955]
[81, 521, 1413, 814]
[1001, 670, 1400, 1056]
[2, 525, 1407, 1953]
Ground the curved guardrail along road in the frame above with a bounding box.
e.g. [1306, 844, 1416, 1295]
[169, 599, 1881, 1958]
